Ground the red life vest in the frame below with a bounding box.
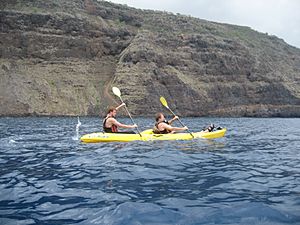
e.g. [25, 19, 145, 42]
[103, 116, 118, 133]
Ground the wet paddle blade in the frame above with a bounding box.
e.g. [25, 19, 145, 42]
[160, 96, 169, 108]
[112, 87, 121, 97]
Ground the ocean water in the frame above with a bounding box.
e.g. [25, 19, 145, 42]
[0, 117, 299, 225]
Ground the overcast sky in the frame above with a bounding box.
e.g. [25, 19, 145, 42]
[107, 0, 300, 49]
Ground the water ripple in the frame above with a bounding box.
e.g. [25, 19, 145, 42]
[0, 117, 300, 225]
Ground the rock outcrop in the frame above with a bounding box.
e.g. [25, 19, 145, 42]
[1, 0, 300, 116]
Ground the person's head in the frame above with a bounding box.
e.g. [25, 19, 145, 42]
[107, 107, 117, 117]
[155, 112, 165, 122]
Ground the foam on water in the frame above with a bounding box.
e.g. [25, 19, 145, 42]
[72, 117, 81, 140]
[9, 139, 16, 143]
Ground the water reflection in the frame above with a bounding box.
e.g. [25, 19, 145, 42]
[173, 139, 226, 152]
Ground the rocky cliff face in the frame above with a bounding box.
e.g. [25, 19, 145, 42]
[1, 0, 300, 117]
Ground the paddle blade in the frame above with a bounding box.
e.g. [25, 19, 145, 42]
[112, 87, 121, 97]
[160, 96, 169, 108]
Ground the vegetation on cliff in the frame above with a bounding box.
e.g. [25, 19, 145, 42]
[1, 0, 299, 116]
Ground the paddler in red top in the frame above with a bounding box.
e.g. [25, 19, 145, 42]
[103, 103, 138, 133]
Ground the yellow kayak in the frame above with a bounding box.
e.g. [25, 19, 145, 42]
[80, 128, 227, 143]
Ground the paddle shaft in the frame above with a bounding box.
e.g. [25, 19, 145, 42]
[119, 96, 142, 137]
[166, 107, 194, 138]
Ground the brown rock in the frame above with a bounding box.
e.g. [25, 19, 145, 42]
[0, 0, 299, 117]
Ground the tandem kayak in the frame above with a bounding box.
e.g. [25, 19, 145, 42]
[80, 128, 227, 143]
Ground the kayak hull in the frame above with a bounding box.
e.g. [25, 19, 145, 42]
[80, 128, 227, 143]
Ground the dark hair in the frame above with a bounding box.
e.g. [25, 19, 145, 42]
[107, 107, 116, 114]
[155, 113, 163, 122]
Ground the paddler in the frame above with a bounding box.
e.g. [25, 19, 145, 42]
[103, 103, 137, 133]
[153, 112, 188, 134]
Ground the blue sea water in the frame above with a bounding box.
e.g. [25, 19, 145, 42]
[0, 117, 299, 225]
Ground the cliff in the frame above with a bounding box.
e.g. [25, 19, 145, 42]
[1, 0, 300, 117]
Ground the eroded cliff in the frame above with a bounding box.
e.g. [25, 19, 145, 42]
[1, 0, 299, 116]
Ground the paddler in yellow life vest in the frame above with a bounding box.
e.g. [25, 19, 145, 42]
[103, 103, 138, 133]
[153, 112, 188, 134]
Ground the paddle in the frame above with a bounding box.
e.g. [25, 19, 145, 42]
[160, 96, 194, 138]
[112, 87, 142, 137]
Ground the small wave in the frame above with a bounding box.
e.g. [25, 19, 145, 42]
[72, 117, 82, 141]
[72, 136, 79, 141]
[1, 117, 299, 225]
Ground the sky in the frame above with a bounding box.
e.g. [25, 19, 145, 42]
[107, 0, 300, 49]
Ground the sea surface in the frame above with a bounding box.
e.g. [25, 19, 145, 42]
[0, 117, 299, 225]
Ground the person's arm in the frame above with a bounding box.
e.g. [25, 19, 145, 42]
[160, 123, 188, 132]
[115, 103, 126, 111]
[112, 118, 137, 129]
[168, 116, 178, 124]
